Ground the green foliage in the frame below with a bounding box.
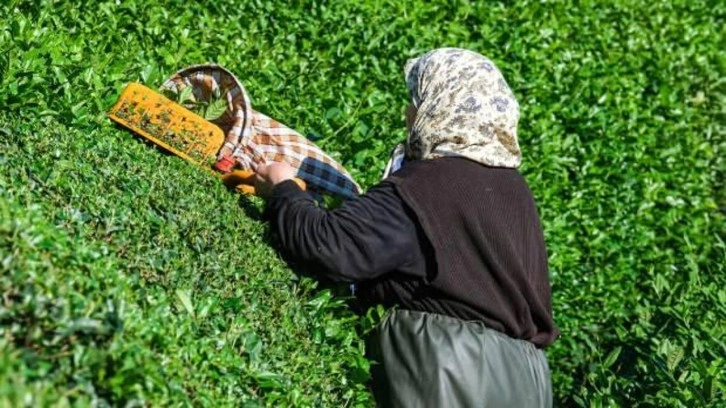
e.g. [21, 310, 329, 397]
[1, 0, 724, 406]
[165, 86, 229, 121]
[0, 116, 370, 406]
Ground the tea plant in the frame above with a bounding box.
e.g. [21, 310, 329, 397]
[1, 0, 723, 406]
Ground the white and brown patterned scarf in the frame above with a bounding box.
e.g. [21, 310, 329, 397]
[403, 48, 521, 168]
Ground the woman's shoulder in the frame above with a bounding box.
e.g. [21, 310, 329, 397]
[390, 157, 520, 180]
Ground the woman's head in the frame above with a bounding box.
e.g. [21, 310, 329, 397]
[403, 48, 521, 168]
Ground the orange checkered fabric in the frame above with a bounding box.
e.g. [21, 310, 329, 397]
[161, 64, 361, 198]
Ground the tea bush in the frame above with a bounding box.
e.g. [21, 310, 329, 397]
[1, 0, 723, 406]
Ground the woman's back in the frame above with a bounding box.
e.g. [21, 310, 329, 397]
[363, 157, 557, 346]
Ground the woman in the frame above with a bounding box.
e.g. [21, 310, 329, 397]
[255, 48, 558, 407]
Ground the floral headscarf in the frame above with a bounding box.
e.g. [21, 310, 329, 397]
[404, 48, 521, 168]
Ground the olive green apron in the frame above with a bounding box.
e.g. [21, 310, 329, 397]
[368, 309, 552, 408]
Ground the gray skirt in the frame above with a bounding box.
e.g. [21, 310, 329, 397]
[368, 309, 552, 408]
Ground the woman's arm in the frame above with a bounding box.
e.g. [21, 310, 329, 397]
[263, 179, 424, 283]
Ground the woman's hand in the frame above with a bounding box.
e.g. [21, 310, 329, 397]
[255, 161, 297, 198]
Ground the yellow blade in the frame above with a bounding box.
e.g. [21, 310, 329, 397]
[108, 82, 225, 171]
[108, 82, 307, 194]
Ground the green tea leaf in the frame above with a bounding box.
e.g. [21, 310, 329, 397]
[203, 97, 227, 121]
[667, 346, 685, 373]
[703, 374, 714, 402]
[178, 86, 194, 105]
[602, 346, 621, 369]
[175, 289, 195, 319]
